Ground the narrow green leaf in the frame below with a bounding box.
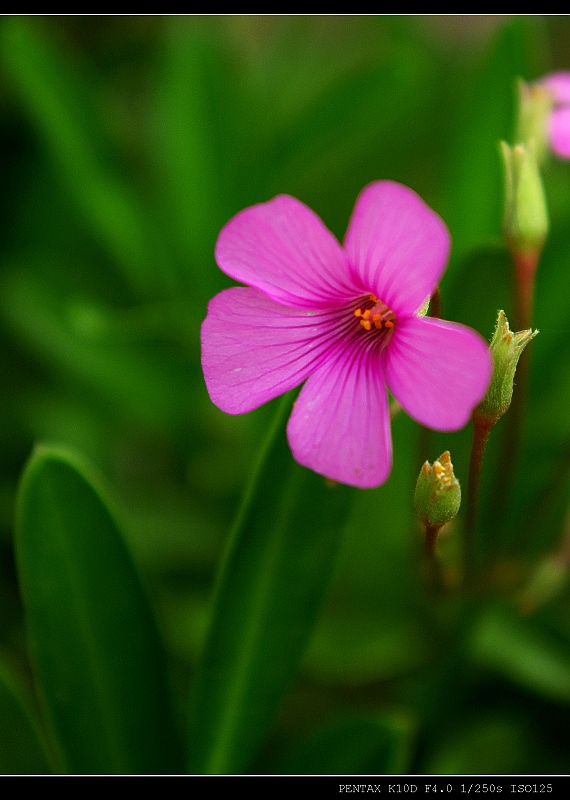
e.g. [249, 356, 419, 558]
[1, 269, 193, 432]
[0, 17, 169, 297]
[15, 445, 183, 774]
[153, 22, 225, 302]
[425, 716, 531, 775]
[189, 395, 354, 774]
[469, 604, 570, 705]
[278, 714, 414, 775]
[303, 614, 429, 686]
[0, 663, 51, 774]
[268, 36, 436, 199]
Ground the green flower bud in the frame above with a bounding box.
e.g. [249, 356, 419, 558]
[501, 140, 548, 258]
[475, 310, 538, 425]
[414, 451, 461, 530]
[515, 79, 553, 167]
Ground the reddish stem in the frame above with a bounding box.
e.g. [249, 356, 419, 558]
[424, 523, 441, 559]
[512, 249, 539, 332]
[465, 415, 494, 581]
[490, 247, 539, 531]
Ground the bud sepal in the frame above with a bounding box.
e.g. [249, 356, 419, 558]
[515, 79, 553, 167]
[414, 451, 461, 531]
[501, 140, 549, 261]
[474, 310, 538, 426]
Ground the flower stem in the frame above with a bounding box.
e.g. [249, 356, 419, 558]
[464, 415, 493, 581]
[424, 523, 441, 559]
[490, 248, 538, 534]
[513, 249, 539, 333]
[422, 522, 445, 594]
[508, 249, 538, 467]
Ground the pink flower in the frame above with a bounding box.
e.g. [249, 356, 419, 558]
[201, 182, 492, 488]
[541, 72, 570, 159]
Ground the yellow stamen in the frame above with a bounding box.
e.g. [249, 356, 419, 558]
[354, 293, 395, 337]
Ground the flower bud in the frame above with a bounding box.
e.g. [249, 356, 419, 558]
[515, 79, 553, 166]
[414, 451, 461, 530]
[474, 310, 538, 426]
[501, 140, 548, 259]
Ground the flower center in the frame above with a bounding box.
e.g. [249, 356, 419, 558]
[352, 293, 395, 342]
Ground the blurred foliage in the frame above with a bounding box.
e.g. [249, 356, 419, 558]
[0, 15, 570, 774]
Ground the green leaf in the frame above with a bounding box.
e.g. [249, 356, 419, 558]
[0, 663, 51, 774]
[443, 16, 548, 263]
[15, 445, 183, 774]
[425, 715, 531, 775]
[0, 17, 170, 297]
[469, 604, 570, 705]
[153, 21, 225, 303]
[188, 395, 354, 774]
[303, 614, 429, 686]
[1, 269, 194, 432]
[278, 714, 414, 775]
[265, 35, 436, 199]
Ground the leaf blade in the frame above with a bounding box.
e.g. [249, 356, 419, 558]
[15, 445, 183, 774]
[189, 396, 354, 774]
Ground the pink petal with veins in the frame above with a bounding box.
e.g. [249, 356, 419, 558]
[384, 315, 492, 431]
[201, 287, 346, 414]
[344, 181, 451, 316]
[287, 344, 392, 488]
[215, 195, 356, 309]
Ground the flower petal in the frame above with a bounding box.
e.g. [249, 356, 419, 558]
[215, 195, 356, 309]
[384, 316, 492, 431]
[542, 72, 570, 105]
[549, 107, 570, 159]
[287, 346, 392, 488]
[201, 287, 344, 414]
[343, 181, 451, 316]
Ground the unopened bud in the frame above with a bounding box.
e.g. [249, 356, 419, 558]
[414, 451, 461, 530]
[475, 310, 538, 426]
[501, 140, 548, 259]
[515, 79, 553, 166]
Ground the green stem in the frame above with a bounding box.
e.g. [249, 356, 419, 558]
[465, 415, 493, 582]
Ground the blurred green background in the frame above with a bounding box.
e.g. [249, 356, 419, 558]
[1, 15, 570, 774]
